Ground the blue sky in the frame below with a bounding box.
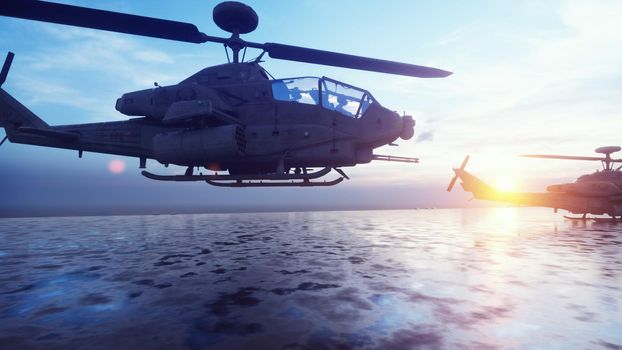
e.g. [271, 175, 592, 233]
[1, 0, 622, 214]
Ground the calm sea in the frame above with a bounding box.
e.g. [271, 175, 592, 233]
[0, 208, 620, 349]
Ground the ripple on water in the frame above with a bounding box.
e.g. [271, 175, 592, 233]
[0, 208, 621, 349]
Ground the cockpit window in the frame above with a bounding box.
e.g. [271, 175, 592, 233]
[320, 78, 373, 118]
[271, 76, 375, 118]
[271, 77, 319, 105]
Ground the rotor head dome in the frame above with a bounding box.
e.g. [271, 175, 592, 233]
[595, 146, 621, 155]
[213, 2, 258, 34]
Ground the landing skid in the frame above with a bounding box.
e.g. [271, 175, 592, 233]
[206, 177, 344, 187]
[141, 167, 346, 187]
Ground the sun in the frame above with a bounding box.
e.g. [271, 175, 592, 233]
[495, 177, 515, 192]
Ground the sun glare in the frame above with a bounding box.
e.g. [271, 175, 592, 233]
[495, 177, 515, 192]
[108, 159, 126, 174]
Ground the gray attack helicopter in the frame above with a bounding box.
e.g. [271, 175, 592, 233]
[447, 147, 622, 221]
[0, 1, 451, 187]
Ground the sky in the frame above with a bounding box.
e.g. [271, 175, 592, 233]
[1, 0, 622, 216]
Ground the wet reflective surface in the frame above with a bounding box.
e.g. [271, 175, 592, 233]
[0, 208, 621, 349]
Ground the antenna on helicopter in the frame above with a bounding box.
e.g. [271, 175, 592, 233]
[252, 51, 267, 63]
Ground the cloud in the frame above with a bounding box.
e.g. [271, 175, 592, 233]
[415, 131, 434, 143]
[132, 50, 174, 64]
[2, 21, 218, 122]
[13, 76, 98, 109]
[27, 25, 180, 87]
[378, 0, 622, 185]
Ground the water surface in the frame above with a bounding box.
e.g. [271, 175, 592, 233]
[0, 208, 621, 349]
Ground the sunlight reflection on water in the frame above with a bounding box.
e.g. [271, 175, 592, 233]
[0, 207, 621, 349]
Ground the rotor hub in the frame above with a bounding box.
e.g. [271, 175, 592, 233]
[213, 2, 258, 35]
[595, 146, 621, 156]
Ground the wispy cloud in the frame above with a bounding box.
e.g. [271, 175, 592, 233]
[27, 25, 180, 86]
[131, 50, 174, 64]
[415, 131, 434, 143]
[376, 0, 622, 187]
[3, 22, 215, 122]
[14, 76, 99, 109]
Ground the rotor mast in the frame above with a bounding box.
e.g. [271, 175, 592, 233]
[597, 146, 621, 171]
[212, 2, 258, 64]
[228, 31, 243, 63]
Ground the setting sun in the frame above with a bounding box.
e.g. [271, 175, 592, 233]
[495, 177, 515, 192]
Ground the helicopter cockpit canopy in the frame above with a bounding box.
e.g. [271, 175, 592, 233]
[271, 77, 375, 118]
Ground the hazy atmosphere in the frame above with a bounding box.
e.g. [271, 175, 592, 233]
[2, 3, 622, 349]
[1, 0, 622, 216]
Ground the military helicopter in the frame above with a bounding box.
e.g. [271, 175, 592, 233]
[447, 147, 622, 220]
[0, 1, 451, 187]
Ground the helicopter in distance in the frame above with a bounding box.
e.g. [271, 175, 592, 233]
[0, 1, 451, 187]
[447, 147, 622, 221]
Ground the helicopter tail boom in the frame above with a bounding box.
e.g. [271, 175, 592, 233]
[0, 52, 152, 160]
[448, 156, 566, 208]
[0, 88, 51, 133]
[450, 167, 497, 199]
[0, 85, 154, 158]
[447, 156, 511, 200]
[0, 51, 50, 134]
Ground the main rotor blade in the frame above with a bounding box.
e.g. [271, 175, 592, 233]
[257, 42, 452, 78]
[521, 154, 605, 162]
[0, 0, 227, 44]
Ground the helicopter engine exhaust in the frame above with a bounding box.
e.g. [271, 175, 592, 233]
[152, 124, 246, 166]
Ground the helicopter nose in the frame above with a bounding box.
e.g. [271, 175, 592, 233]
[115, 97, 123, 112]
[400, 115, 415, 140]
[115, 94, 133, 114]
[115, 92, 145, 116]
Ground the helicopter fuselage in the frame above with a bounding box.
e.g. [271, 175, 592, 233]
[2, 62, 414, 176]
[112, 62, 412, 173]
[454, 169, 622, 217]
[0, 0, 452, 187]
[451, 165, 622, 217]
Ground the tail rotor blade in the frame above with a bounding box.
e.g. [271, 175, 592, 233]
[447, 155, 470, 192]
[447, 175, 458, 192]
[459, 155, 470, 170]
[0, 51, 14, 88]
